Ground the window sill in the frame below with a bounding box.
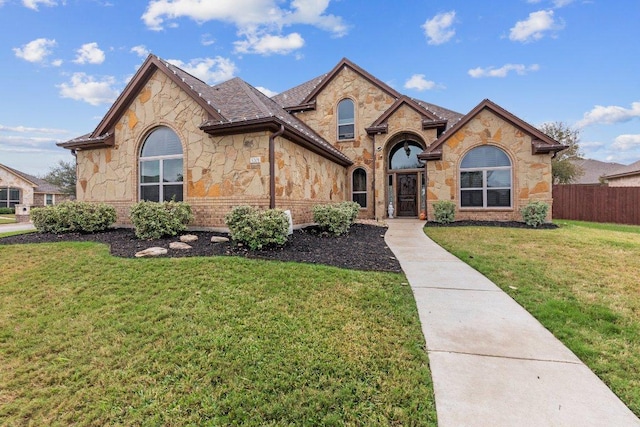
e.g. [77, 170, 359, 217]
[459, 207, 513, 212]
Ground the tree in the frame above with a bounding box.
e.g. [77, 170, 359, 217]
[43, 159, 76, 197]
[539, 121, 584, 184]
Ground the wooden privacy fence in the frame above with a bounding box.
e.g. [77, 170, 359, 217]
[552, 184, 640, 225]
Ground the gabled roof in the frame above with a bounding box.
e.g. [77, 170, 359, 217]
[569, 158, 622, 184]
[603, 159, 640, 180]
[419, 99, 567, 160]
[0, 163, 65, 193]
[366, 96, 449, 135]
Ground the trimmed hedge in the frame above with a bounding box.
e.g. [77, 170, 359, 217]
[312, 201, 360, 236]
[225, 206, 289, 250]
[129, 200, 193, 240]
[520, 201, 549, 228]
[432, 200, 456, 224]
[31, 201, 116, 234]
[0, 207, 14, 215]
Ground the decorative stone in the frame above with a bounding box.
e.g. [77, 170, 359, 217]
[135, 247, 168, 257]
[211, 236, 230, 243]
[170, 242, 192, 250]
[180, 234, 198, 243]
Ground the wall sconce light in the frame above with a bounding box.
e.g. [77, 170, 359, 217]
[404, 141, 411, 157]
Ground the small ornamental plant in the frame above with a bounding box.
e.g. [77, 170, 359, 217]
[312, 201, 360, 236]
[432, 200, 456, 224]
[225, 206, 289, 250]
[129, 200, 193, 239]
[31, 201, 116, 234]
[520, 201, 549, 228]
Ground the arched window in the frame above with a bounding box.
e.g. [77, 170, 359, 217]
[337, 99, 355, 140]
[460, 145, 511, 208]
[352, 168, 367, 208]
[139, 127, 184, 202]
[0, 187, 20, 208]
[389, 141, 424, 170]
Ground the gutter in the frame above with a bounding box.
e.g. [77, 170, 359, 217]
[270, 124, 285, 209]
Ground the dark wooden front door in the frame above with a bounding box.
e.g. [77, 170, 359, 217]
[397, 173, 417, 216]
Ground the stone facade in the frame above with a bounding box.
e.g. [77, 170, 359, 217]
[0, 164, 68, 209]
[0, 166, 34, 206]
[426, 109, 554, 221]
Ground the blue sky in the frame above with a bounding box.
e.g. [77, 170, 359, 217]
[1, 0, 639, 175]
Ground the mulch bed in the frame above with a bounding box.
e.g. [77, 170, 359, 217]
[0, 223, 403, 273]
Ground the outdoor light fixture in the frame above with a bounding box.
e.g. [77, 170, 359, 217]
[404, 141, 411, 157]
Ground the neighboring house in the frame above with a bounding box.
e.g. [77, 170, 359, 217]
[569, 158, 623, 184]
[0, 163, 70, 210]
[58, 55, 565, 227]
[603, 160, 640, 187]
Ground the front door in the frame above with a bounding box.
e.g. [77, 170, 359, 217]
[397, 173, 417, 216]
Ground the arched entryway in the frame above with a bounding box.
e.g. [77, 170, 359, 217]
[387, 136, 426, 217]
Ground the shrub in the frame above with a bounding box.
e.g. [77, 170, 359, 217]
[130, 200, 193, 239]
[0, 207, 14, 214]
[31, 201, 116, 234]
[521, 201, 549, 228]
[225, 206, 289, 250]
[433, 200, 456, 224]
[313, 201, 360, 236]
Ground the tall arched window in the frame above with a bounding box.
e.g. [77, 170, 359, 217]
[460, 145, 511, 208]
[337, 99, 355, 140]
[139, 127, 184, 202]
[389, 141, 424, 170]
[352, 168, 367, 208]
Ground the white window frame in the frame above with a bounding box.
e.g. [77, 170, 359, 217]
[459, 147, 512, 209]
[337, 98, 355, 141]
[45, 194, 54, 206]
[139, 127, 184, 202]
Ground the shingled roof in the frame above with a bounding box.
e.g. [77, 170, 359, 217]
[0, 163, 65, 194]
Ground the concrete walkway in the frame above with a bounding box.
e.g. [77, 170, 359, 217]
[385, 218, 640, 427]
[0, 222, 35, 233]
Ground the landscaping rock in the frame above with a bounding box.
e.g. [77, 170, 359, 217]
[135, 247, 168, 257]
[180, 234, 198, 243]
[170, 242, 192, 250]
[210, 236, 230, 243]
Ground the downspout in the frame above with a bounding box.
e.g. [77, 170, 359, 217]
[269, 124, 285, 209]
[370, 134, 377, 220]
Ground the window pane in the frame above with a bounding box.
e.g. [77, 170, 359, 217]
[163, 158, 183, 182]
[461, 146, 510, 168]
[461, 171, 483, 188]
[9, 188, 20, 200]
[163, 185, 183, 202]
[389, 143, 424, 170]
[338, 99, 354, 123]
[461, 190, 483, 207]
[353, 169, 366, 191]
[338, 124, 354, 140]
[141, 127, 182, 157]
[0, 188, 7, 200]
[0, 201, 6, 208]
[487, 189, 511, 207]
[141, 160, 160, 183]
[487, 170, 511, 187]
[141, 185, 160, 202]
[353, 192, 366, 208]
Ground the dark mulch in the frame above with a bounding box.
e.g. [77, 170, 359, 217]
[0, 224, 403, 273]
[426, 220, 558, 229]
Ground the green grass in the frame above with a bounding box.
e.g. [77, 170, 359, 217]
[0, 214, 16, 225]
[425, 221, 640, 417]
[0, 242, 436, 426]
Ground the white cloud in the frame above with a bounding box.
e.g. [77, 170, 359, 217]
[612, 134, 640, 151]
[256, 86, 278, 97]
[201, 34, 215, 46]
[22, 0, 57, 10]
[73, 42, 106, 65]
[57, 73, 119, 106]
[576, 102, 640, 128]
[468, 63, 540, 78]
[0, 134, 62, 147]
[509, 10, 563, 42]
[404, 74, 442, 91]
[131, 45, 150, 58]
[166, 57, 237, 84]
[422, 11, 456, 45]
[141, 0, 346, 55]
[234, 32, 304, 55]
[0, 124, 68, 134]
[13, 38, 57, 63]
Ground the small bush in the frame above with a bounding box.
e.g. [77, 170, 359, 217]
[521, 201, 549, 228]
[31, 201, 116, 234]
[225, 206, 289, 250]
[0, 207, 14, 214]
[313, 201, 360, 236]
[130, 200, 193, 239]
[433, 200, 456, 224]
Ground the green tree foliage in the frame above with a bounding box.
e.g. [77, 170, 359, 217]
[539, 122, 584, 184]
[42, 159, 77, 196]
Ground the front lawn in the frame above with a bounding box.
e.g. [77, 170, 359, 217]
[0, 214, 16, 224]
[0, 241, 436, 426]
[425, 220, 640, 417]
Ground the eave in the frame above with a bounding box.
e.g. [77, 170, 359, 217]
[532, 139, 568, 155]
[57, 133, 115, 150]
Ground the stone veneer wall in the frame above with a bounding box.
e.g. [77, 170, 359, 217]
[0, 167, 34, 205]
[426, 109, 554, 222]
